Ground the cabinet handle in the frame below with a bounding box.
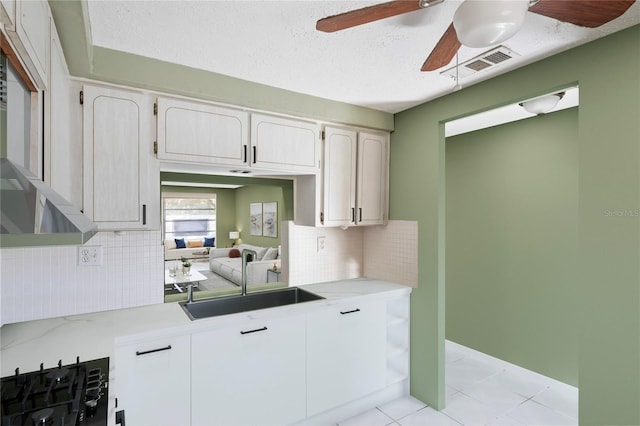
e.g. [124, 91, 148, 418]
[240, 326, 268, 335]
[115, 409, 126, 426]
[359, 207, 362, 222]
[142, 204, 147, 225]
[252, 146, 257, 164]
[243, 145, 247, 163]
[340, 308, 361, 315]
[135, 345, 172, 356]
[351, 208, 355, 223]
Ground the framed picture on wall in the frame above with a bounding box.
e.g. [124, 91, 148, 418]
[263, 202, 277, 238]
[250, 203, 262, 236]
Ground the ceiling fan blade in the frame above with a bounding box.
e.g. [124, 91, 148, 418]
[316, 0, 423, 33]
[529, 0, 636, 28]
[421, 23, 461, 71]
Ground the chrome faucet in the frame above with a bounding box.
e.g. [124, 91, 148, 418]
[186, 283, 194, 304]
[241, 249, 257, 296]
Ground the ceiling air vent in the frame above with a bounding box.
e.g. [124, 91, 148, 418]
[441, 45, 520, 80]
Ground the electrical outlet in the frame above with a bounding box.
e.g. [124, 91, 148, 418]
[317, 236, 326, 253]
[78, 245, 103, 266]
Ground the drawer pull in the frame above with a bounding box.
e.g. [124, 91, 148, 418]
[240, 326, 268, 335]
[135, 345, 172, 356]
[340, 308, 361, 315]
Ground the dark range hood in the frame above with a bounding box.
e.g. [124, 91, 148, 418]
[0, 158, 97, 247]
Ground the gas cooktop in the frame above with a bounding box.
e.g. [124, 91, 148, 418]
[1, 357, 109, 425]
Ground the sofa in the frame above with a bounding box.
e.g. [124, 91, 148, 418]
[209, 244, 280, 286]
[164, 237, 215, 261]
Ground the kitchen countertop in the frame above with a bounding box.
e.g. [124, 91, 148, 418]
[0, 278, 410, 423]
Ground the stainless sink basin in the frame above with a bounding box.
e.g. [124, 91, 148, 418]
[180, 287, 324, 320]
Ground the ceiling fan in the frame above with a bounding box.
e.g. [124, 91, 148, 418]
[316, 0, 636, 72]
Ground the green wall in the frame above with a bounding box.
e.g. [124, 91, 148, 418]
[446, 108, 579, 386]
[47, 0, 393, 131]
[391, 25, 639, 424]
[160, 172, 292, 248]
[234, 185, 286, 248]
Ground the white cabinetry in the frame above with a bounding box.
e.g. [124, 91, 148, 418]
[322, 126, 388, 227]
[114, 334, 191, 426]
[0, 0, 15, 28]
[250, 113, 320, 172]
[386, 295, 410, 385]
[82, 84, 160, 230]
[156, 97, 249, 167]
[191, 317, 307, 426]
[306, 298, 387, 416]
[46, 18, 73, 202]
[4, 0, 50, 89]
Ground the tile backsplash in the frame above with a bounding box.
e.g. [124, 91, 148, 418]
[0, 231, 163, 325]
[284, 220, 418, 288]
[2, 221, 418, 325]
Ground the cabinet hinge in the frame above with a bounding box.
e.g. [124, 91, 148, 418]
[153, 102, 158, 116]
[79, 90, 84, 105]
[153, 141, 158, 155]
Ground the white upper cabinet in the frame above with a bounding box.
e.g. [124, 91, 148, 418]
[5, 0, 50, 89]
[322, 126, 389, 227]
[356, 131, 388, 225]
[251, 113, 320, 172]
[322, 127, 358, 226]
[156, 97, 249, 167]
[46, 18, 73, 202]
[0, 0, 16, 28]
[83, 85, 160, 230]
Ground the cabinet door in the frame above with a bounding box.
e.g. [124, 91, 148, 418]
[192, 317, 307, 426]
[83, 85, 158, 230]
[251, 113, 320, 172]
[322, 126, 357, 226]
[356, 131, 388, 226]
[157, 97, 249, 167]
[47, 19, 73, 202]
[114, 334, 191, 426]
[307, 299, 387, 416]
[0, 0, 15, 28]
[9, 0, 49, 89]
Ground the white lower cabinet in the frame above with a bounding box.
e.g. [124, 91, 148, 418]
[306, 299, 388, 417]
[191, 317, 307, 426]
[114, 334, 191, 426]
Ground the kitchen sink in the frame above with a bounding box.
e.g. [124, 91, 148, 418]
[180, 287, 324, 320]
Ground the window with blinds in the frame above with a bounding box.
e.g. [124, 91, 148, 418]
[163, 195, 216, 241]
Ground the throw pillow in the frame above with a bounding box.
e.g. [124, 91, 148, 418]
[229, 248, 241, 258]
[175, 238, 186, 249]
[187, 240, 204, 248]
[263, 247, 278, 261]
[204, 237, 215, 247]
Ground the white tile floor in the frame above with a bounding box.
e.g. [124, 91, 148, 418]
[337, 340, 578, 426]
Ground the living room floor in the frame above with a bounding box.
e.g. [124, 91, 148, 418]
[336, 340, 578, 426]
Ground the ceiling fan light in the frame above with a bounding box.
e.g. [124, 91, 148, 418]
[519, 92, 565, 115]
[453, 0, 529, 48]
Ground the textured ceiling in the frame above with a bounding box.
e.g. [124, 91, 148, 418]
[86, 0, 639, 113]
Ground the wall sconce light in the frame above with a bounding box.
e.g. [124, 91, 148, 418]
[229, 231, 240, 246]
[519, 92, 565, 115]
